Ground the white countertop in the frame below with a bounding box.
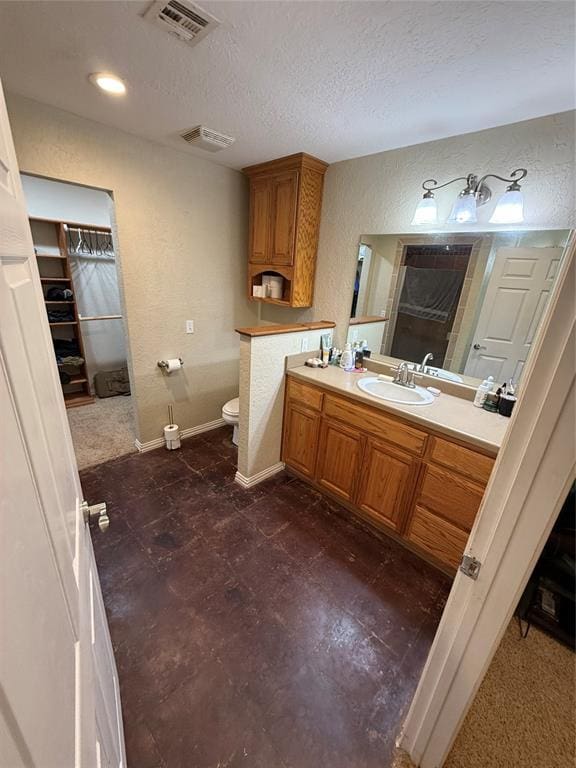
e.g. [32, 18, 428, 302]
[287, 365, 510, 455]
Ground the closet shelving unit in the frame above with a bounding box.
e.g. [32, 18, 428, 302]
[30, 216, 111, 409]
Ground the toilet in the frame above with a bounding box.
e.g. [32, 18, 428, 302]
[221, 397, 240, 446]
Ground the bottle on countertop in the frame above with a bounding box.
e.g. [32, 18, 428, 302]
[340, 343, 355, 371]
[473, 375, 494, 408]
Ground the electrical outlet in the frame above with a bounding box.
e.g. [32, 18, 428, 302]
[186, 320, 194, 334]
[301, 336, 309, 352]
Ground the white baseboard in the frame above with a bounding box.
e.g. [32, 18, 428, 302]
[135, 418, 227, 453]
[234, 461, 285, 488]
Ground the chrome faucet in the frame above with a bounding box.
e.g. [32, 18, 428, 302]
[418, 352, 434, 374]
[392, 361, 419, 389]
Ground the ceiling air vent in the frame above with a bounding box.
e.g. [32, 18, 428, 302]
[144, 0, 220, 46]
[180, 125, 235, 152]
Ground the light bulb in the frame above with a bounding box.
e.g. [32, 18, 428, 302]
[411, 195, 438, 225]
[447, 192, 477, 224]
[489, 188, 524, 224]
[89, 73, 126, 95]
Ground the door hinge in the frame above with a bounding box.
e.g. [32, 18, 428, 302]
[460, 554, 481, 580]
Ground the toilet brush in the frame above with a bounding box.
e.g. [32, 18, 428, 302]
[164, 404, 181, 450]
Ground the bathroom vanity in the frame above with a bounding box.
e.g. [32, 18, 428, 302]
[282, 367, 508, 573]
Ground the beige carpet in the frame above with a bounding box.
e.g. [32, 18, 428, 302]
[392, 620, 575, 768]
[67, 395, 136, 469]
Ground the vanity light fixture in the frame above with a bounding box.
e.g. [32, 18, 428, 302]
[89, 72, 126, 95]
[411, 168, 527, 226]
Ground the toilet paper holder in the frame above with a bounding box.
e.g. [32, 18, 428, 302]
[157, 358, 184, 372]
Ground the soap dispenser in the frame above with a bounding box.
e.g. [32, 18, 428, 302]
[340, 343, 354, 371]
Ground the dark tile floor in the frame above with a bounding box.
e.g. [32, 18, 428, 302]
[81, 426, 451, 768]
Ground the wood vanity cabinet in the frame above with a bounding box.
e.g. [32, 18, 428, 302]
[283, 403, 320, 478]
[316, 419, 363, 502]
[282, 376, 496, 573]
[243, 153, 329, 307]
[356, 439, 419, 533]
[406, 438, 493, 569]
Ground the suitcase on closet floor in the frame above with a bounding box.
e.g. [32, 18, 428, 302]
[93, 367, 130, 398]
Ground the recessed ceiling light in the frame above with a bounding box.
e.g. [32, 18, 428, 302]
[89, 72, 126, 95]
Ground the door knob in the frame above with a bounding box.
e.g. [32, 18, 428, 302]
[82, 501, 110, 532]
[473, 343, 487, 350]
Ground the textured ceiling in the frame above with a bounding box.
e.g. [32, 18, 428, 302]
[0, 0, 574, 169]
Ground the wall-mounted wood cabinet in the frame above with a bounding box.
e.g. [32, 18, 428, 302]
[243, 153, 328, 307]
[281, 376, 496, 573]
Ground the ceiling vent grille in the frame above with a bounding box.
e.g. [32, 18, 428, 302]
[144, 0, 220, 46]
[180, 125, 235, 152]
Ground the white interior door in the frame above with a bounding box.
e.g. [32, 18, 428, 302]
[0, 80, 125, 767]
[464, 246, 563, 382]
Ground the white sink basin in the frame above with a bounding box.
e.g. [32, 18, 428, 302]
[357, 376, 435, 405]
[425, 366, 463, 383]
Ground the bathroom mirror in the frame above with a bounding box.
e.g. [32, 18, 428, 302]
[347, 230, 572, 387]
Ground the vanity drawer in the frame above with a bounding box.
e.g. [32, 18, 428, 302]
[429, 436, 494, 485]
[407, 505, 469, 570]
[286, 378, 323, 411]
[418, 464, 484, 531]
[324, 394, 426, 455]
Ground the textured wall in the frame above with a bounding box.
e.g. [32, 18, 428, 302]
[7, 93, 258, 443]
[238, 329, 327, 479]
[262, 111, 576, 343]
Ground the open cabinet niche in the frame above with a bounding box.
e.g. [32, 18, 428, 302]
[248, 265, 293, 306]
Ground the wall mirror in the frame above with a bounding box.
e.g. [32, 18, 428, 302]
[347, 230, 572, 387]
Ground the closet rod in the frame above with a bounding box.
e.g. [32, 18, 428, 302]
[79, 314, 122, 321]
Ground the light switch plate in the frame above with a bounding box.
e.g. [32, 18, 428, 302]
[186, 320, 194, 334]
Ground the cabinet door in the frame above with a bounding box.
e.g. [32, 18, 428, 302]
[316, 419, 363, 503]
[356, 439, 417, 532]
[249, 178, 272, 263]
[270, 171, 298, 266]
[283, 403, 320, 478]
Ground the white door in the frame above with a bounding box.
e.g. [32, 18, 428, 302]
[464, 246, 563, 382]
[0, 80, 125, 767]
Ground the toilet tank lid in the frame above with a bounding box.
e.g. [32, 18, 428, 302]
[223, 397, 239, 417]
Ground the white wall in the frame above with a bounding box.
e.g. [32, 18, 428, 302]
[8, 93, 258, 443]
[21, 174, 111, 226]
[262, 111, 576, 343]
[238, 328, 329, 480]
[22, 174, 127, 391]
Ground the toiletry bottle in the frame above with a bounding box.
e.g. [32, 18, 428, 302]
[355, 346, 364, 370]
[340, 343, 354, 371]
[473, 375, 494, 408]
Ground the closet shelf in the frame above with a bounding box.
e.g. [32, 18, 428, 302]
[249, 296, 291, 307]
[31, 216, 107, 409]
[64, 377, 88, 385]
[64, 391, 94, 408]
[49, 321, 78, 326]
